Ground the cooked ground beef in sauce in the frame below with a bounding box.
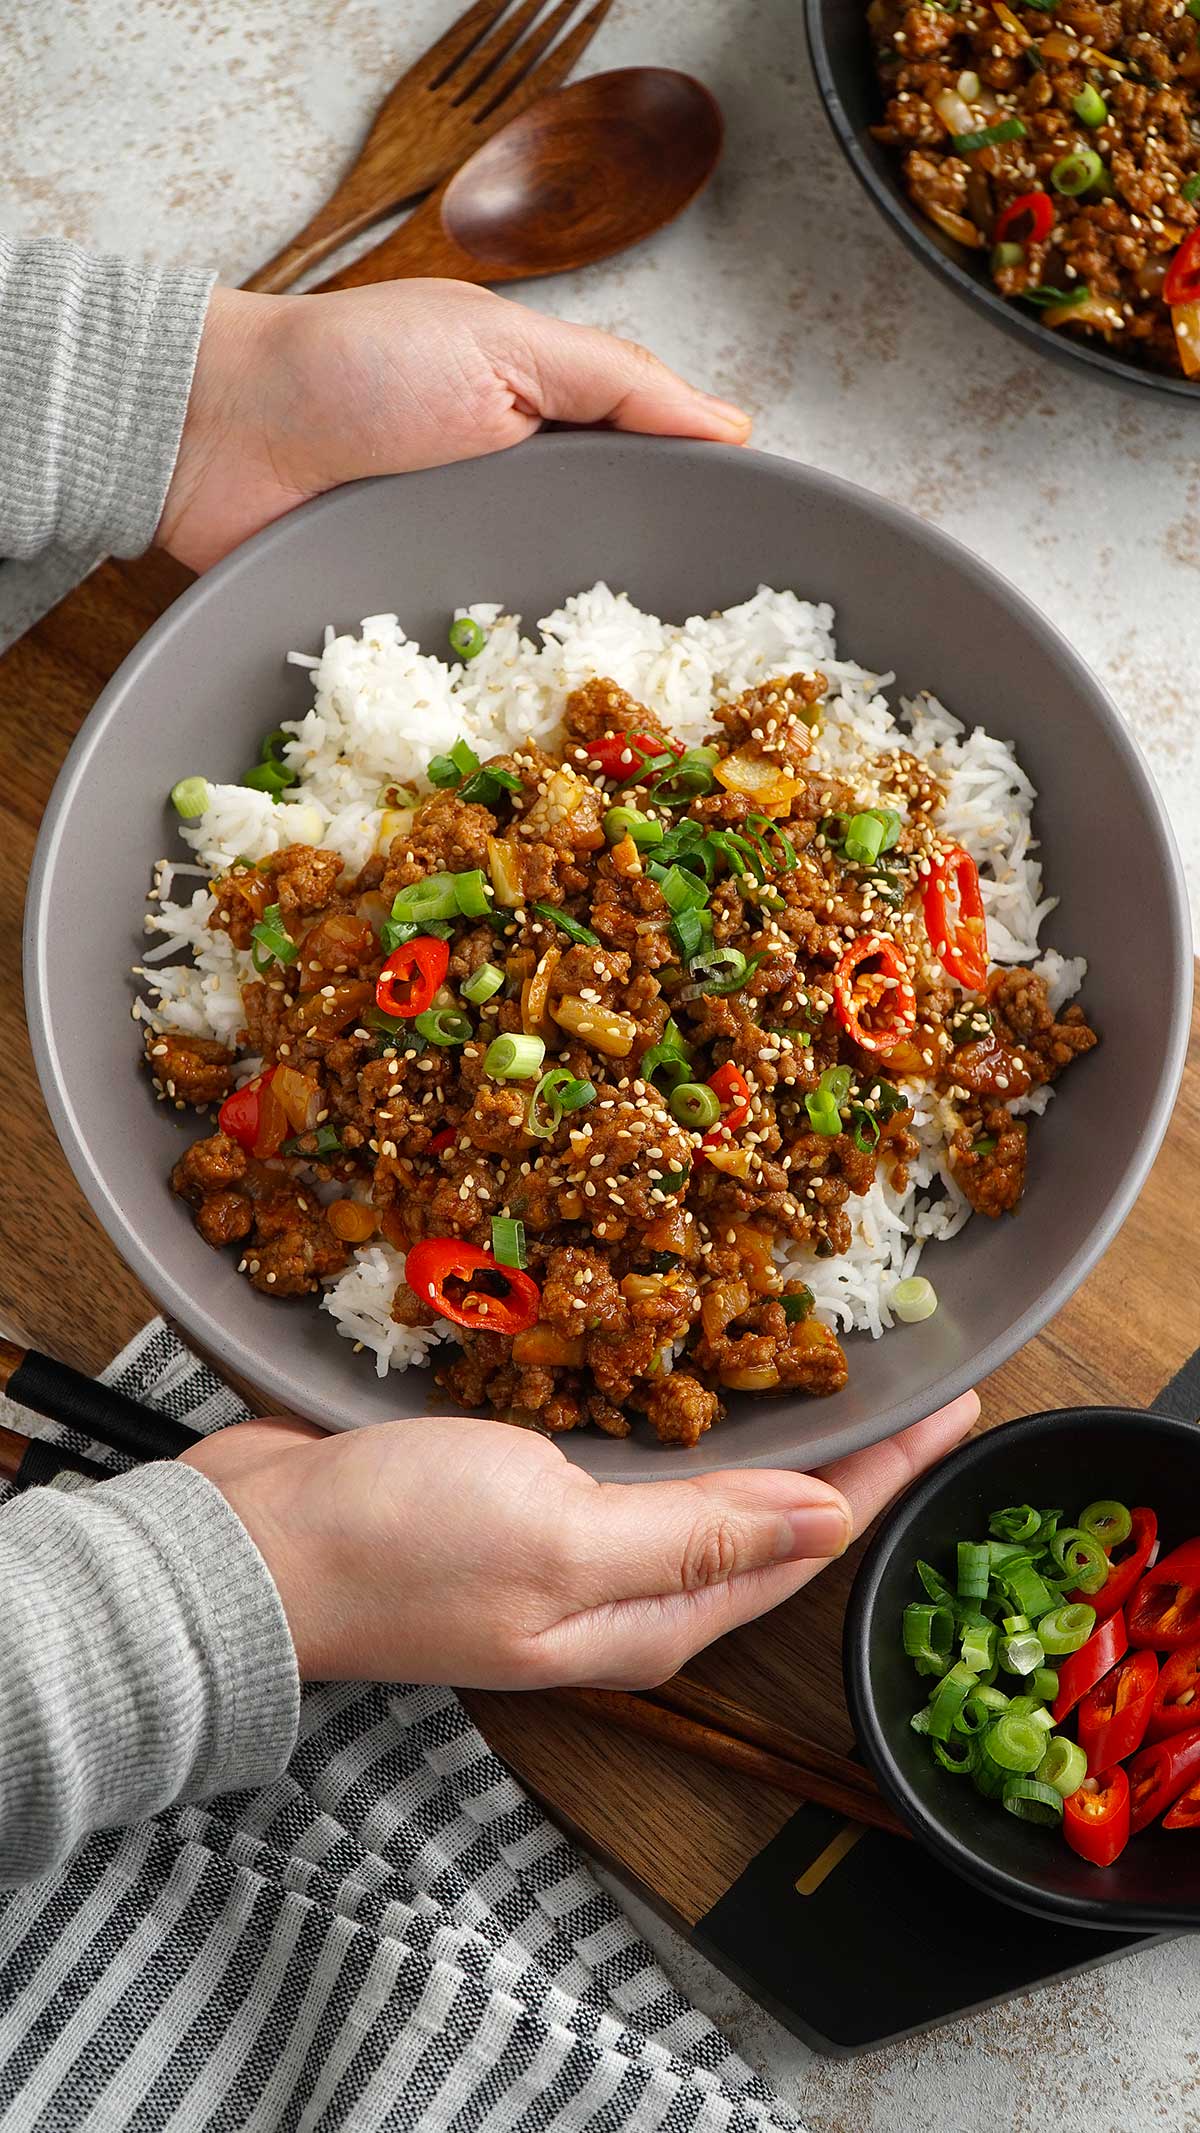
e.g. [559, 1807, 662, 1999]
[152, 670, 1097, 1447]
[869, 0, 1200, 377]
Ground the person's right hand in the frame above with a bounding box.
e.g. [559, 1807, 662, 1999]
[183, 1393, 979, 1690]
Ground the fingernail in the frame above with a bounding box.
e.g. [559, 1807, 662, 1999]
[697, 393, 752, 432]
[778, 1503, 853, 1562]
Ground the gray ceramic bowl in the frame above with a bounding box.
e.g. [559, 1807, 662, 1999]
[24, 435, 1192, 1477]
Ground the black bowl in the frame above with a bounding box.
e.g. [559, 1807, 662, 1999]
[845, 1408, 1200, 1931]
[804, 0, 1197, 402]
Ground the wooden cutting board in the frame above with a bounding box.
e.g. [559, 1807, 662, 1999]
[4, 549, 1198, 2052]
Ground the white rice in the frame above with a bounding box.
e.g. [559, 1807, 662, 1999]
[138, 583, 1084, 1377]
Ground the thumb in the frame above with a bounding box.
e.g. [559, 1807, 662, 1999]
[505, 311, 752, 443]
[566, 1465, 854, 1608]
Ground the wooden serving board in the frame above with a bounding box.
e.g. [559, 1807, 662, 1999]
[4, 550, 1199, 2052]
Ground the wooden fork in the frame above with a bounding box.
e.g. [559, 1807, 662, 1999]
[244, 0, 614, 295]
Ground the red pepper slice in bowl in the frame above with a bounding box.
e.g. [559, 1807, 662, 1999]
[1074, 1506, 1158, 1623]
[376, 937, 450, 1020]
[1164, 229, 1200, 308]
[922, 845, 989, 992]
[700, 1060, 753, 1154]
[218, 1067, 288, 1161]
[405, 1238, 540, 1335]
[1077, 1649, 1158, 1773]
[1127, 1536, 1200, 1650]
[1063, 1766, 1131, 1868]
[1051, 1609, 1128, 1726]
[1127, 1725, 1200, 1833]
[427, 1126, 456, 1155]
[994, 190, 1054, 248]
[584, 733, 684, 781]
[1163, 1776, 1200, 1830]
[832, 935, 917, 1055]
[1146, 1639, 1200, 1743]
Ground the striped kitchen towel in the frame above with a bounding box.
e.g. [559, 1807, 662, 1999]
[0, 1321, 805, 2132]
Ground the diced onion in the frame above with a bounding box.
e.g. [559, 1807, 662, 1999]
[1043, 293, 1124, 331]
[1172, 300, 1200, 377]
[957, 69, 981, 101]
[932, 86, 977, 138]
[922, 203, 987, 250]
[893, 1276, 938, 1324]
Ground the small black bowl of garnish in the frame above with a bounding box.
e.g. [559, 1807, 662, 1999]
[845, 1408, 1200, 1929]
[804, 0, 1200, 399]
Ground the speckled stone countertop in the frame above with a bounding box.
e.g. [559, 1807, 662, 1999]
[3, 1, 1197, 2123]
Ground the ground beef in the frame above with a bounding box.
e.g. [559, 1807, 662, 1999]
[645, 1374, 720, 1446]
[988, 968, 1100, 1079]
[949, 1106, 1029, 1217]
[144, 1031, 235, 1107]
[171, 1132, 248, 1199]
[563, 676, 675, 751]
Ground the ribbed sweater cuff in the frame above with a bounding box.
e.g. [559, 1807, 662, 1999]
[0, 236, 215, 560]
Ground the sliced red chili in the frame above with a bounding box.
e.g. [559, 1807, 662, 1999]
[584, 733, 684, 782]
[1077, 1649, 1158, 1773]
[427, 1126, 456, 1155]
[1128, 1536, 1200, 1650]
[1147, 1640, 1200, 1743]
[405, 1238, 540, 1335]
[1063, 1766, 1131, 1868]
[376, 936, 450, 1020]
[1163, 1775, 1200, 1830]
[922, 846, 988, 991]
[994, 189, 1054, 248]
[1051, 1609, 1128, 1726]
[832, 935, 917, 1055]
[1075, 1506, 1158, 1624]
[700, 1060, 752, 1153]
[1127, 1726, 1200, 1834]
[218, 1068, 287, 1160]
[1164, 230, 1200, 308]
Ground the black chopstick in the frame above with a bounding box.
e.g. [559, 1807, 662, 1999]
[0, 1338, 198, 1462]
[0, 1421, 107, 1490]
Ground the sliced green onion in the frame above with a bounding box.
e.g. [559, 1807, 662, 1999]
[670, 1081, 722, 1131]
[671, 907, 710, 962]
[533, 904, 600, 949]
[462, 962, 504, 1005]
[991, 241, 1025, 272]
[1038, 1603, 1096, 1655]
[647, 745, 720, 805]
[1031, 1666, 1060, 1705]
[957, 1542, 990, 1602]
[1051, 147, 1104, 196]
[950, 116, 1027, 153]
[1072, 82, 1108, 127]
[658, 1166, 691, 1194]
[954, 1699, 991, 1737]
[641, 1020, 693, 1085]
[1005, 1696, 1054, 1732]
[780, 1289, 813, 1323]
[243, 760, 291, 800]
[1079, 1499, 1132, 1548]
[1052, 1528, 1109, 1594]
[892, 1276, 938, 1324]
[449, 615, 487, 661]
[843, 811, 888, 866]
[391, 874, 459, 926]
[1037, 1735, 1087, 1799]
[928, 1661, 979, 1741]
[805, 1064, 851, 1137]
[528, 1068, 596, 1139]
[984, 1711, 1048, 1774]
[916, 1559, 953, 1605]
[604, 806, 665, 849]
[283, 1122, 343, 1159]
[933, 1735, 976, 1776]
[484, 1033, 546, 1081]
[428, 736, 481, 787]
[250, 903, 299, 972]
[656, 864, 710, 914]
[1000, 1631, 1044, 1677]
[989, 1541, 1026, 1570]
[989, 1504, 1041, 1545]
[170, 776, 210, 819]
[451, 870, 491, 918]
[1002, 1613, 1031, 1636]
[903, 1602, 955, 1669]
[960, 1621, 998, 1677]
[1001, 1561, 1056, 1619]
[490, 1215, 527, 1270]
[686, 947, 750, 996]
[1002, 1777, 1063, 1825]
[970, 1685, 1011, 1717]
[1183, 175, 1200, 204]
[415, 1008, 472, 1047]
[910, 1706, 934, 1737]
[1020, 283, 1094, 309]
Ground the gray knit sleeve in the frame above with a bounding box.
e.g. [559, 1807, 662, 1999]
[0, 236, 214, 561]
[0, 1462, 299, 1883]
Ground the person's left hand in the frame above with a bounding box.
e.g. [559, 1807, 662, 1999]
[182, 1393, 979, 1689]
[158, 279, 752, 571]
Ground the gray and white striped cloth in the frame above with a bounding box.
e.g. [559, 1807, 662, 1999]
[0, 1323, 805, 2132]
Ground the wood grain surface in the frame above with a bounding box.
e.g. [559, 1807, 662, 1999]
[4, 545, 1198, 1934]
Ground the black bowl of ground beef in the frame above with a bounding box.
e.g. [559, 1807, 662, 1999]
[806, 0, 1200, 397]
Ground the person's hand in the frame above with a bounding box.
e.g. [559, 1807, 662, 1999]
[182, 1393, 979, 1689]
[158, 279, 752, 572]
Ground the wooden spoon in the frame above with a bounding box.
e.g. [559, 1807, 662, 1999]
[314, 69, 723, 292]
